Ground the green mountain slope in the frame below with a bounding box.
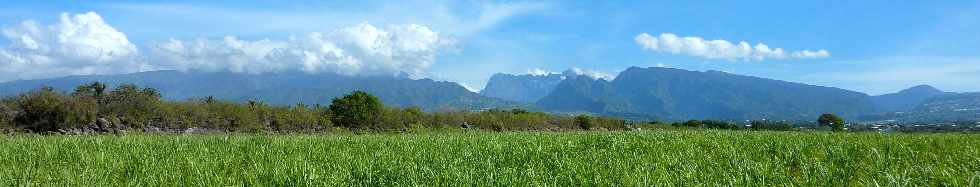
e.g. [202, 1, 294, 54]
[537, 67, 875, 120]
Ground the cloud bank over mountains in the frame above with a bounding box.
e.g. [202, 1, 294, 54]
[0, 12, 453, 81]
[150, 23, 453, 77]
[0, 12, 147, 81]
[523, 68, 614, 80]
[0, 12, 840, 87]
[634, 33, 830, 61]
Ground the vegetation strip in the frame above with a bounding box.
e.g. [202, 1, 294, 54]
[1, 131, 978, 185]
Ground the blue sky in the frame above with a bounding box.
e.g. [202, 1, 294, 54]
[1, 0, 979, 95]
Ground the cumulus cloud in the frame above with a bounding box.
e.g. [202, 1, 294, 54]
[0, 12, 454, 81]
[563, 67, 614, 80]
[634, 33, 830, 61]
[149, 23, 453, 77]
[524, 68, 613, 80]
[0, 12, 148, 81]
[791, 50, 831, 58]
[526, 68, 557, 76]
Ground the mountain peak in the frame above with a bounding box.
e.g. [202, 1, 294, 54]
[899, 85, 944, 95]
[871, 84, 951, 112]
[539, 65, 874, 120]
[481, 72, 566, 103]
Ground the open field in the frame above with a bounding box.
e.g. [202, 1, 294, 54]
[2, 130, 979, 186]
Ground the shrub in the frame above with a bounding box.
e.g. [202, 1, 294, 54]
[100, 84, 162, 127]
[682, 120, 703, 128]
[14, 87, 96, 132]
[575, 115, 593, 130]
[750, 120, 793, 131]
[702, 120, 738, 129]
[329, 91, 383, 130]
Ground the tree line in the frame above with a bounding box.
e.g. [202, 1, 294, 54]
[0, 82, 859, 134]
[0, 82, 640, 133]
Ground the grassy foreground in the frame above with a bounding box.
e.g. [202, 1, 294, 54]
[1, 131, 979, 186]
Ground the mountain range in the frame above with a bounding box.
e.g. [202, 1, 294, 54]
[0, 70, 515, 111]
[870, 85, 953, 112]
[861, 92, 980, 123]
[480, 72, 564, 103]
[1, 67, 977, 122]
[535, 67, 874, 120]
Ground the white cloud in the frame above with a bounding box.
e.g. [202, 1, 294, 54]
[466, 2, 553, 35]
[791, 50, 831, 58]
[526, 68, 557, 76]
[0, 12, 149, 81]
[106, 1, 552, 38]
[0, 12, 455, 81]
[634, 33, 830, 61]
[457, 82, 480, 93]
[564, 67, 614, 80]
[149, 22, 453, 77]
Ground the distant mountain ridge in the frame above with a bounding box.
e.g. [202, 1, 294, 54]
[480, 73, 564, 103]
[2, 67, 976, 122]
[0, 70, 515, 111]
[861, 92, 980, 123]
[871, 85, 952, 112]
[536, 67, 875, 120]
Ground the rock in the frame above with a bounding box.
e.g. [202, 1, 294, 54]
[144, 125, 162, 133]
[82, 126, 96, 133]
[96, 118, 111, 130]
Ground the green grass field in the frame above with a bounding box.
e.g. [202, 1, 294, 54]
[2, 130, 979, 186]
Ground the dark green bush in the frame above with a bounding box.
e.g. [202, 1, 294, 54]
[682, 120, 703, 127]
[100, 84, 162, 127]
[702, 120, 739, 129]
[575, 115, 593, 130]
[750, 120, 794, 131]
[329, 91, 383, 130]
[14, 87, 96, 132]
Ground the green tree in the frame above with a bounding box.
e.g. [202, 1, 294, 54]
[15, 87, 95, 132]
[329, 91, 383, 129]
[102, 84, 162, 127]
[72, 82, 107, 99]
[818, 113, 845, 132]
[575, 115, 593, 130]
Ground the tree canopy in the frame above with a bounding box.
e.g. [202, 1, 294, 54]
[329, 91, 383, 129]
[818, 113, 845, 132]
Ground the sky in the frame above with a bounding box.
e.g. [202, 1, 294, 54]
[1, 0, 979, 95]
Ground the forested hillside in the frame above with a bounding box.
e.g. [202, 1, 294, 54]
[537, 67, 875, 120]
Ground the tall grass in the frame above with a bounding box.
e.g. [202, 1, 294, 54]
[1, 131, 978, 186]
